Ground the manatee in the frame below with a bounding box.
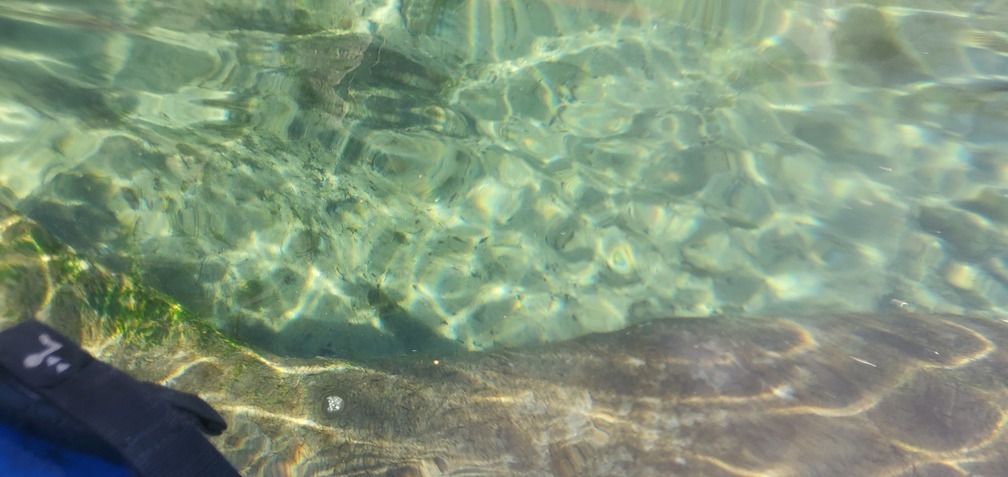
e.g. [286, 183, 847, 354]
[1, 202, 1006, 476]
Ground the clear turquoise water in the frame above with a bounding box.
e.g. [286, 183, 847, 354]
[1, 0, 1007, 358]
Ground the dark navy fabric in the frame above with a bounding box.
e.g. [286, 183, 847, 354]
[0, 321, 240, 477]
[0, 421, 131, 476]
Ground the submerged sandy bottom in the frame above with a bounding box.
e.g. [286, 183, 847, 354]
[0, 0, 1007, 355]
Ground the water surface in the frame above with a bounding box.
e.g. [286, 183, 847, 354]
[0, 0, 1006, 358]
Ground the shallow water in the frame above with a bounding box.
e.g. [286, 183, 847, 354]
[1, 0, 1007, 359]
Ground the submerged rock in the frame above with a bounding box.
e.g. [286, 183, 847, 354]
[1, 201, 1006, 476]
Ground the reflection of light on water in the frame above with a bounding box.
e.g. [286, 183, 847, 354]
[760, 1, 838, 66]
[481, 283, 514, 301]
[465, 178, 521, 223]
[553, 0, 650, 22]
[606, 240, 636, 275]
[598, 226, 641, 286]
[765, 273, 821, 301]
[6, 0, 1005, 357]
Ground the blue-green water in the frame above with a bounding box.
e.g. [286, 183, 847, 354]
[1, 0, 1007, 359]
